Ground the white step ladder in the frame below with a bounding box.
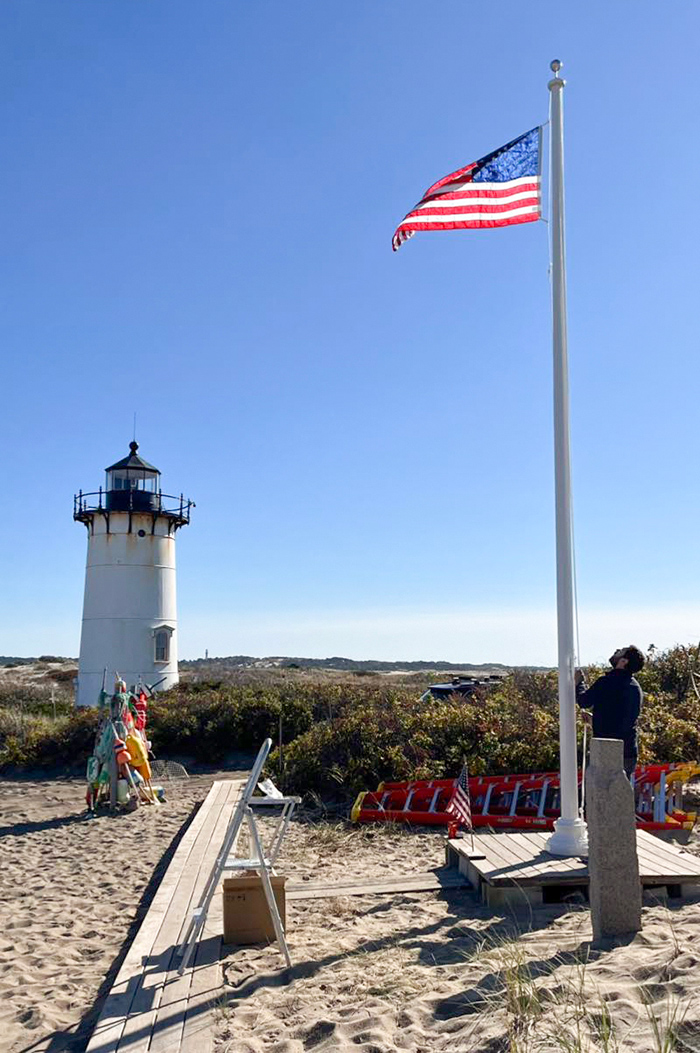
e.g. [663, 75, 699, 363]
[177, 738, 300, 973]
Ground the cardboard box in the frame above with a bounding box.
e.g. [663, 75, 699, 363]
[222, 873, 287, 945]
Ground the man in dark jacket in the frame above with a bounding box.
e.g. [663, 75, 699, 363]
[575, 645, 645, 780]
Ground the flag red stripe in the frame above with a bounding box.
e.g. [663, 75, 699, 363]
[395, 212, 540, 233]
[422, 182, 540, 203]
[405, 198, 539, 219]
[444, 763, 473, 829]
[445, 794, 472, 826]
[423, 162, 478, 197]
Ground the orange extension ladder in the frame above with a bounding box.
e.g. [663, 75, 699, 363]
[351, 763, 699, 833]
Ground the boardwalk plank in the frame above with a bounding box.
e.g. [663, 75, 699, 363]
[117, 779, 243, 1048]
[636, 830, 700, 879]
[86, 779, 245, 1053]
[511, 833, 585, 875]
[114, 781, 235, 1053]
[86, 781, 229, 1053]
[148, 781, 242, 1053]
[287, 868, 468, 900]
[467, 833, 585, 886]
[178, 915, 224, 1053]
[448, 829, 700, 897]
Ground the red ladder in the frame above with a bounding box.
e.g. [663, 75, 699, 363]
[351, 763, 698, 833]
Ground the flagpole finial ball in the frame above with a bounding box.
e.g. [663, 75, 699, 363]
[550, 59, 563, 74]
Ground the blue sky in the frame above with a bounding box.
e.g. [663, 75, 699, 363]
[2, 1, 699, 665]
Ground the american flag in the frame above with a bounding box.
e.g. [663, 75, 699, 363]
[445, 762, 472, 831]
[392, 127, 542, 251]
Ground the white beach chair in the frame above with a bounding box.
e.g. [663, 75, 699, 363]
[177, 738, 300, 973]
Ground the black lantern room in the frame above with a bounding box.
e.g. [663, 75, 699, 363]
[105, 442, 161, 513]
[74, 442, 193, 529]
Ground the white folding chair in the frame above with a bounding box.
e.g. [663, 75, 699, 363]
[177, 738, 300, 973]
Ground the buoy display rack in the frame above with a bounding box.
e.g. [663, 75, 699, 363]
[351, 762, 699, 833]
[85, 676, 164, 812]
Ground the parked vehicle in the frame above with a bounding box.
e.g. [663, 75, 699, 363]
[420, 674, 505, 702]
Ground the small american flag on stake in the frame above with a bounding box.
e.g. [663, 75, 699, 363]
[392, 126, 542, 251]
[445, 762, 472, 832]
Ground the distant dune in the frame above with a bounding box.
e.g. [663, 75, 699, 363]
[0, 654, 550, 684]
[179, 655, 549, 673]
[0, 657, 78, 689]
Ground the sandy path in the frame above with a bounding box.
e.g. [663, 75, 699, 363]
[0, 772, 242, 1053]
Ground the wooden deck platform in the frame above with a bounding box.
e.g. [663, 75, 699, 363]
[447, 830, 700, 909]
[87, 778, 244, 1053]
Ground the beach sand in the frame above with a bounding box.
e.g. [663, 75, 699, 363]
[0, 771, 240, 1053]
[216, 810, 700, 1053]
[2, 775, 700, 1053]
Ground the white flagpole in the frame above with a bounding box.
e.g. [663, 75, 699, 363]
[545, 60, 588, 857]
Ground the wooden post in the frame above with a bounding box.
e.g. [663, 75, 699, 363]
[278, 713, 284, 790]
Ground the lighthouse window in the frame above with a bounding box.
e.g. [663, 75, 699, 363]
[154, 630, 170, 663]
[109, 472, 158, 492]
[112, 473, 138, 491]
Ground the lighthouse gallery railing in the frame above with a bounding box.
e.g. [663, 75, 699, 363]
[73, 489, 194, 525]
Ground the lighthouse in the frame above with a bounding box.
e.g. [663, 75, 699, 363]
[74, 442, 193, 707]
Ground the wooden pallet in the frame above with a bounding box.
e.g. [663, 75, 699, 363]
[287, 866, 469, 900]
[447, 829, 700, 910]
[86, 778, 244, 1053]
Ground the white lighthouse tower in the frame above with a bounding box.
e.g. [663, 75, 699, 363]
[74, 442, 193, 707]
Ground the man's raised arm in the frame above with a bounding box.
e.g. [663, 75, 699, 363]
[575, 670, 605, 709]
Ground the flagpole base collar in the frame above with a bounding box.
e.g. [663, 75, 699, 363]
[546, 817, 588, 857]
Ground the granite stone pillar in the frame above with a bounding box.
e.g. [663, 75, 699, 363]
[587, 737, 642, 940]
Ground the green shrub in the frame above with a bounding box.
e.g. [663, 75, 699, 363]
[0, 706, 97, 771]
[638, 691, 700, 763]
[0, 682, 73, 715]
[2, 647, 700, 793]
[275, 688, 563, 797]
[147, 682, 315, 762]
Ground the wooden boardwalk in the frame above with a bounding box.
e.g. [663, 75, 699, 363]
[447, 829, 700, 909]
[287, 866, 469, 900]
[87, 778, 244, 1053]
